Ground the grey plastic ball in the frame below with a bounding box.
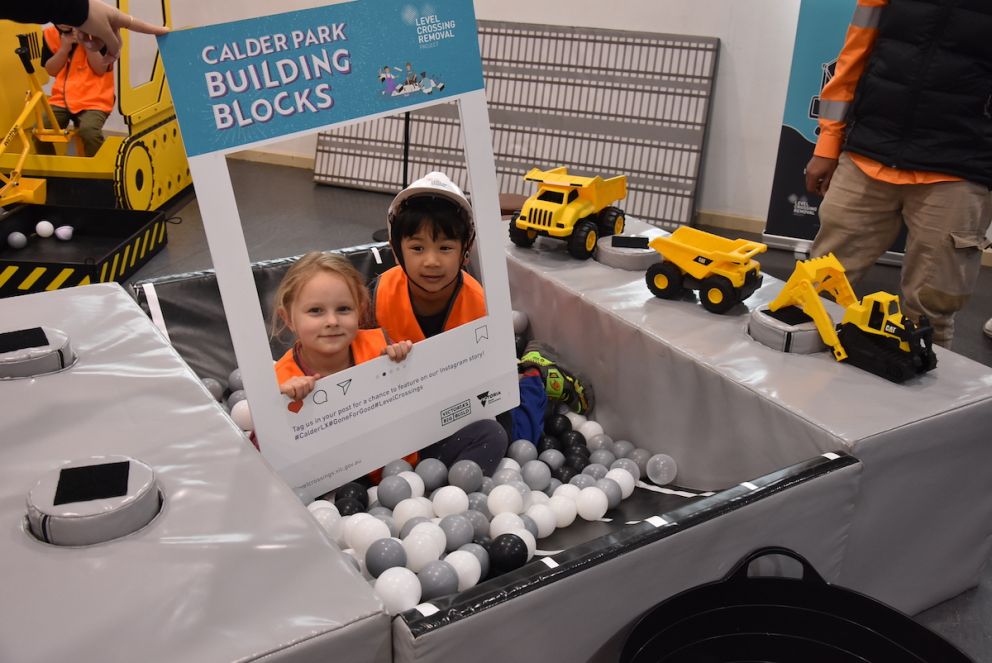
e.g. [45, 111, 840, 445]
[415, 458, 449, 492]
[374, 514, 399, 538]
[589, 449, 617, 468]
[586, 433, 613, 451]
[467, 492, 492, 519]
[611, 458, 641, 482]
[365, 537, 407, 578]
[512, 309, 529, 334]
[521, 460, 552, 491]
[509, 481, 531, 499]
[201, 377, 224, 401]
[480, 477, 495, 495]
[628, 448, 653, 476]
[518, 514, 539, 539]
[448, 460, 484, 493]
[439, 514, 474, 552]
[458, 542, 490, 580]
[418, 560, 459, 600]
[507, 439, 539, 465]
[646, 453, 678, 485]
[377, 474, 413, 510]
[368, 506, 393, 518]
[610, 439, 636, 459]
[538, 449, 566, 471]
[462, 509, 491, 540]
[595, 478, 623, 510]
[382, 458, 414, 478]
[226, 389, 247, 409]
[569, 474, 596, 490]
[492, 468, 522, 486]
[582, 463, 609, 480]
[399, 515, 431, 539]
[545, 478, 563, 496]
[228, 368, 244, 392]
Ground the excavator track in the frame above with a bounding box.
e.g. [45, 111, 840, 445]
[837, 323, 928, 383]
[114, 115, 190, 211]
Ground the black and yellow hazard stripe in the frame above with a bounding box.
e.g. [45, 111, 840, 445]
[0, 219, 167, 297]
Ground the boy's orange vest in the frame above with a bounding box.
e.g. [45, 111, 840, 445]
[43, 26, 115, 113]
[373, 266, 486, 342]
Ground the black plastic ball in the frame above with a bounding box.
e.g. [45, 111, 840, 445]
[335, 497, 365, 516]
[489, 533, 529, 575]
[561, 429, 586, 449]
[473, 536, 493, 553]
[515, 334, 528, 358]
[552, 465, 578, 484]
[336, 481, 369, 509]
[545, 414, 572, 437]
[564, 453, 589, 471]
[536, 434, 563, 454]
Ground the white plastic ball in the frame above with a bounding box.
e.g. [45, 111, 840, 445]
[443, 550, 482, 591]
[310, 505, 343, 542]
[553, 484, 581, 501]
[392, 498, 434, 530]
[349, 517, 391, 558]
[526, 490, 550, 507]
[374, 567, 422, 614]
[496, 457, 521, 472]
[646, 453, 679, 485]
[509, 528, 536, 560]
[548, 495, 577, 528]
[407, 522, 447, 557]
[489, 512, 525, 539]
[431, 485, 469, 518]
[577, 420, 604, 440]
[307, 499, 337, 514]
[7, 231, 27, 249]
[343, 513, 376, 549]
[35, 220, 54, 237]
[487, 484, 524, 515]
[230, 399, 253, 431]
[605, 468, 636, 499]
[525, 503, 557, 539]
[398, 470, 426, 498]
[402, 532, 442, 572]
[564, 411, 587, 430]
[54, 225, 74, 241]
[367, 486, 378, 506]
[576, 487, 609, 521]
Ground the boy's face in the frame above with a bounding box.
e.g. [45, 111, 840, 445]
[283, 271, 359, 361]
[400, 225, 465, 297]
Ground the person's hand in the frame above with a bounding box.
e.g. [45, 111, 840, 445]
[805, 155, 839, 197]
[384, 340, 413, 362]
[279, 374, 321, 401]
[59, 30, 79, 49]
[77, 0, 170, 65]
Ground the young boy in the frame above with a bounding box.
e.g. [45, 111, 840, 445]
[371, 171, 486, 343]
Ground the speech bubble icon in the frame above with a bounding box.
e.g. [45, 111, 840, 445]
[312, 389, 328, 404]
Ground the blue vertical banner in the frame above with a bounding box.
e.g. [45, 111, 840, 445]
[157, 0, 484, 157]
[764, 0, 856, 247]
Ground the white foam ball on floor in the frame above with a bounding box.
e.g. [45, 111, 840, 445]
[402, 532, 442, 572]
[443, 550, 482, 591]
[509, 528, 536, 560]
[407, 522, 447, 557]
[7, 231, 27, 249]
[490, 512, 525, 539]
[548, 495, 577, 528]
[374, 567, 422, 614]
[525, 503, 557, 538]
[350, 518, 392, 558]
[605, 468, 636, 499]
[393, 498, 434, 530]
[35, 220, 54, 237]
[576, 487, 609, 521]
[577, 420, 604, 440]
[54, 225, 74, 241]
[487, 484, 524, 515]
[553, 484, 581, 501]
[432, 485, 469, 518]
[231, 399, 253, 431]
[398, 470, 426, 498]
[564, 411, 587, 430]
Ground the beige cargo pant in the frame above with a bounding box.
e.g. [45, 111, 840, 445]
[812, 153, 991, 347]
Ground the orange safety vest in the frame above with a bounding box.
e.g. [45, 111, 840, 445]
[373, 266, 486, 343]
[272, 328, 418, 482]
[43, 26, 115, 114]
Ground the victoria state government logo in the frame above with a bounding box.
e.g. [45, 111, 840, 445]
[477, 390, 503, 407]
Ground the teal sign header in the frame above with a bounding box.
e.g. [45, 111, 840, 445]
[158, 0, 484, 156]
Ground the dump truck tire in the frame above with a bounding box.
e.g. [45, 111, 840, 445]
[567, 220, 599, 260]
[645, 261, 684, 298]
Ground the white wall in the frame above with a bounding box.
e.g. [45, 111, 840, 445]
[163, 0, 803, 224]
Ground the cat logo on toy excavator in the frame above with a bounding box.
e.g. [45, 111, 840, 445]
[767, 254, 937, 383]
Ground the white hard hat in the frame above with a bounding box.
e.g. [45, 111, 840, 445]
[387, 171, 474, 227]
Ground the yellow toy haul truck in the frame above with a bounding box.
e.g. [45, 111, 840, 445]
[766, 254, 937, 383]
[508, 167, 627, 260]
[645, 226, 766, 313]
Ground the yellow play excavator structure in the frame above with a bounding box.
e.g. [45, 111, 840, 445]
[0, 0, 189, 210]
[767, 254, 937, 383]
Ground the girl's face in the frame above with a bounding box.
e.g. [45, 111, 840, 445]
[283, 271, 359, 361]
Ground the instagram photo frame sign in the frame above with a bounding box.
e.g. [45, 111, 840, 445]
[158, 0, 519, 501]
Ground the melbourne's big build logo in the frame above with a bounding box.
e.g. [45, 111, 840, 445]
[402, 4, 457, 48]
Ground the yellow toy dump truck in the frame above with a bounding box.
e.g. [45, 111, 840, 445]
[508, 167, 627, 260]
[766, 254, 937, 382]
[645, 226, 766, 313]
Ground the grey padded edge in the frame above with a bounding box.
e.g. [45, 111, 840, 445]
[747, 308, 826, 354]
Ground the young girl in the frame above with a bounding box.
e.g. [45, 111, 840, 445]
[271, 252, 412, 401]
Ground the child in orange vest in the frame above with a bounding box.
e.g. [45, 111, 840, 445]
[40, 24, 114, 157]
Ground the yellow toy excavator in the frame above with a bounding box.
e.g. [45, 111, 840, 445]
[766, 254, 937, 382]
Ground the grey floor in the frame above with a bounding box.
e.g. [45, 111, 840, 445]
[133, 159, 992, 661]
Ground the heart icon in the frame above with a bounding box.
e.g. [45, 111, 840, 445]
[287, 399, 304, 413]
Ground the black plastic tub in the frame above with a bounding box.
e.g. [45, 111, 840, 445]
[621, 547, 973, 663]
